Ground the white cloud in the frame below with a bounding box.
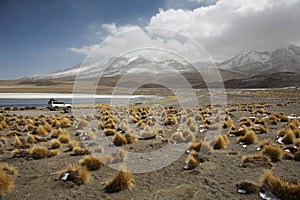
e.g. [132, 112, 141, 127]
[69, 0, 300, 62]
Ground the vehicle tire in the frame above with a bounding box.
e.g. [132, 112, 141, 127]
[54, 107, 58, 111]
[67, 106, 71, 111]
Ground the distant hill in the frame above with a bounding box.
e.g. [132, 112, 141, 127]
[15, 44, 300, 89]
[222, 72, 300, 88]
[218, 44, 300, 77]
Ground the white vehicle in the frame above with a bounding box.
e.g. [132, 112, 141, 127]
[47, 99, 72, 111]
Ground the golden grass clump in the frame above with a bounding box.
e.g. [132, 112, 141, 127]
[73, 146, 90, 155]
[239, 118, 252, 126]
[236, 181, 260, 194]
[238, 130, 257, 145]
[68, 140, 78, 150]
[250, 125, 268, 134]
[0, 121, 8, 129]
[229, 125, 248, 136]
[113, 132, 127, 146]
[98, 121, 105, 130]
[104, 128, 116, 136]
[60, 117, 72, 128]
[240, 154, 272, 168]
[211, 134, 229, 149]
[223, 117, 233, 129]
[36, 125, 47, 136]
[30, 145, 59, 159]
[184, 153, 199, 170]
[79, 155, 103, 170]
[59, 164, 90, 185]
[30, 146, 49, 159]
[164, 115, 178, 126]
[14, 136, 31, 149]
[280, 115, 290, 122]
[0, 169, 14, 197]
[0, 163, 17, 176]
[261, 145, 283, 162]
[187, 140, 213, 155]
[281, 128, 296, 145]
[58, 131, 70, 144]
[260, 170, 300, 200]
[43, 123, 53, 132]
[124, 133, 138, 144]
[11, 149, 30, 158]
[50, 139, 62, 149]
[51, 120, 61, 128]
[104, 165, 134, 193]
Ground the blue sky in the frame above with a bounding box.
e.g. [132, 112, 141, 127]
[0, 0, 299, 79]
[0, 0, 170, 79]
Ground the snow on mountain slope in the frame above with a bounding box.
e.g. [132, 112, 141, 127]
[218, 44, 300, 77]
[39, 56, 199, 79]
[36, 44, 300, 80]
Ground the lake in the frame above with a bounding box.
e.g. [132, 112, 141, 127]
[0, 93, 158, 107]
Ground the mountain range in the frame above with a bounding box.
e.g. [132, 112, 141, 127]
[20, 44, 300, 88]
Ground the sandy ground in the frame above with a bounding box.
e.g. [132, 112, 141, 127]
[0, 88, 299, 200]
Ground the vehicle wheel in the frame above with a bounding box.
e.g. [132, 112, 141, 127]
[54, 107, 58, 111]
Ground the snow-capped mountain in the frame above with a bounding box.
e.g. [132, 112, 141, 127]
[35, 44, 300, 81]
[218, 44, 300, 77]
[38, 56, 200, 79]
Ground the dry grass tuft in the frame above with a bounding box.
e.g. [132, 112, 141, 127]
[58, 131, 70, 144]
[239, 118, 252, 126]
[104, 128, 116, 136]
[124, 133, 138, 144]
[60, 117, 72, 128]
[281, 128, 296, 145]
[104, 165, 134, 193]
[113, 132, 127, 146]
[188, 140, 213, 155]
[0, 170, 14, 196]
[50, 139, 62, 149]
[79, 155, 103, 170]
[261, 145, 283, 162]
[229, 125, 248, 136]
[184, 153, 199, 170]
[164, 115, 178, 126]
[238, 130, 257, 145]
[236, 181, 260, 194]
[36, 125, 47, 136]
[0, 121, 8, 129]
[30, 145, 58, 159]
[0, 163, 17, 176]
[43, 123, 53, 132]
[223, 117, 233, 129]
[211, 134, 229, 149]
[59, 164, 90, 185]
[14, 136, 31, 149]
[73, 146, 90, 155]
[261, 170, 300, 200]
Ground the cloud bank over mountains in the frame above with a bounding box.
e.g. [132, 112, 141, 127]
[69, 0, 300, 62]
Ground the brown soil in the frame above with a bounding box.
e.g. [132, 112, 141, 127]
[0, 88, 299, 200]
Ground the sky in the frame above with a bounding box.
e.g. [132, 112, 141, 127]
[0, 0, 300, 79]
